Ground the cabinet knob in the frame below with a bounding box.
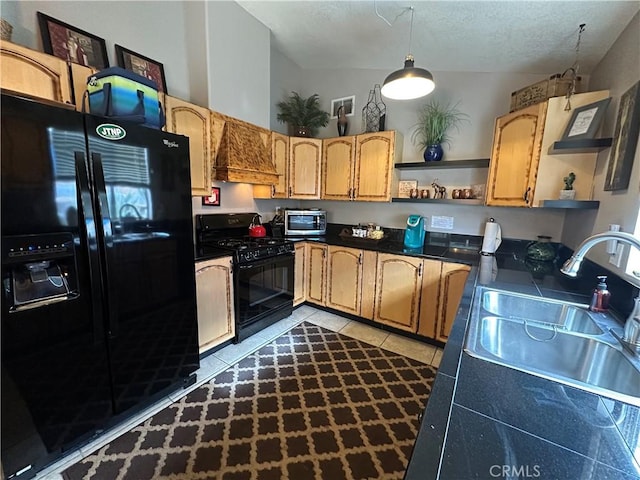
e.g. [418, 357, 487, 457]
[523, 186, 531, 203]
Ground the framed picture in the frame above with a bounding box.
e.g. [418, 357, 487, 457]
[202, 187, 221, 206]
[330, 95, 355, 118]
[398, 180, 418, 198]
[115, 44, 168, 94]
[561, 97, 611, 141]
[37, 12, 109, 69]
[604, 81, 640, 191]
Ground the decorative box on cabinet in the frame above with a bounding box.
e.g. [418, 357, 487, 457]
[0, 40, 72, 106]
[164, 95, 214, 196]
[195, 257, 235, 353]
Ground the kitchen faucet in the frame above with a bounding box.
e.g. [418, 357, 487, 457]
[561, 231, 640, 352]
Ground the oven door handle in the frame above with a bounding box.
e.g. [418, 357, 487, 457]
[236, 253, 294, 270]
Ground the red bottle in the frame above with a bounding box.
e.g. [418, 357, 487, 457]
[589, 276, 611, 312]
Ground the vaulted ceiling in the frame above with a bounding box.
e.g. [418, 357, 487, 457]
[237, 1, 639, 75]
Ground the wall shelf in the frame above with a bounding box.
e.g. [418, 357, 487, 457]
[394, 158, 490, 170]
[539, 200, 600, 209]
[392, 198, 483, 206]
[548, 138, 613, 155]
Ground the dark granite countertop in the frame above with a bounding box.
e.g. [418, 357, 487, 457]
[200, 225, 640, 478]
[404, 247, 640, 480]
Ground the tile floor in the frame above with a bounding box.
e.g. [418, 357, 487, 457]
[35, 306, 442, 480]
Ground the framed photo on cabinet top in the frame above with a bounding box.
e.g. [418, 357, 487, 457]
[115, 44, 168, 94]
[561, 97, 611, 141]
[37, 12, 109, 69]
[604, 81, 640, 191]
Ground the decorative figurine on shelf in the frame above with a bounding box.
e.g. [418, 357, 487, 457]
[560, 172, 576, 199]
[432, 179, 447, 199]
[337, 105, 348, 136]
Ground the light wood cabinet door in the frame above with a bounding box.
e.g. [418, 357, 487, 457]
[70, 63, 95, 112]
[373, 253, 423, 333]
[355, 131, 396, 202]
[0, 40, 72, 105]
[195, 257, 235, 353]
[164, 96, 213, 196]
[272, 132, 289, 198]
[289, 137, 322, 199]
[417, 260, 443, 338]
[360, 250, 378, 320]
[435, 263, 471, 342]
[486, 102, 547, 207]
[322, 136, 356, 200]
[326, 245, 362, 316]
[306, 243, 327, 305]
[294, 242, 306, 306]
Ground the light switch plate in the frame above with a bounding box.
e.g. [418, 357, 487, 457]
[609, 244, 624, 267]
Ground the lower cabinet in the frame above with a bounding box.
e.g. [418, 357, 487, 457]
[306, 243, 327, 305]
[294, 243, 306, 306]
[326, 245, 363, 316]
[373, 254, 442, 334]
[434, 263, 471, 342]
[195, 257, 235, 353]
[299, 243, 469, 344]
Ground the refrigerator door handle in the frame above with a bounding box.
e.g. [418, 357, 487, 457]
[75, 151, 106, 346]
[90, 152, 120, 338]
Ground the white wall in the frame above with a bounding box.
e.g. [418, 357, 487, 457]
[561, 12, 640, 275]
[2, 1, 192, 100]
[205, 1, 270, 127]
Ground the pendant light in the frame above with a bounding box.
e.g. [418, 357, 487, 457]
[381, 6, 435, 100]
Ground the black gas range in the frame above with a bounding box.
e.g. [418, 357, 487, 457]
[195, 213, 295, 343]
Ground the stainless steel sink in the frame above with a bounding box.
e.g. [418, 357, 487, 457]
[465, 288, 640, 406]
[482, 290, 602, 335]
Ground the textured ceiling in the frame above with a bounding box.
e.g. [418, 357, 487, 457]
[237, 1, 640, 75]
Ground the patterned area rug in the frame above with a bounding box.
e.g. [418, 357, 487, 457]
[63, 322, 437, 480]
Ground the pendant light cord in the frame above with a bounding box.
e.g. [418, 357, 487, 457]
[408, 6, 414, 56]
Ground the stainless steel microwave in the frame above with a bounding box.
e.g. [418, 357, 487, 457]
[284, 209, 326, 236]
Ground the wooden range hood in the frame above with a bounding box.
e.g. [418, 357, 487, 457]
[211, 113, 278, 185]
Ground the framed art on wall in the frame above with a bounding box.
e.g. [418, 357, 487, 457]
[202, 187, 221, 206]
[115, 44, 168, 94]
[37, 12, 109, 69]
[604, 81, 640, 191]
[561, 97, 611, 141]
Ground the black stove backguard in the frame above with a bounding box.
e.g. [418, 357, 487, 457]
[195, 213, 295, 343]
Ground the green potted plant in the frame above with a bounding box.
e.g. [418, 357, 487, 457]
[411, 100, 468, 161]
[560, 172, 576, 199]
[276, 91, 330, 137]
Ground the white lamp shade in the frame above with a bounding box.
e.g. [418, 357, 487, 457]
[381, 58, 435, 100]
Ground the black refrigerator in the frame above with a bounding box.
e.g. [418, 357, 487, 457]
[1, 93, 200, 479]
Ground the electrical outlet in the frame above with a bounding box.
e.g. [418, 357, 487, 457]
[609, 244, 624, 267]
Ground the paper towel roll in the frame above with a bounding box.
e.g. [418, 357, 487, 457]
[481, 219, 502, 254]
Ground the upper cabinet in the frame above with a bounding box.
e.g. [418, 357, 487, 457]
[70, 63, 95, 112]
[0, 40, 72, 106]
[321, 131, 401, 202]
[485, 102, 547, 207]
[289, 137, 322, 199]
[164, 95, 214, 196]
[322, 136, 356, 200]
[486, 90, 610, 208]
[271, 132, 289, 198]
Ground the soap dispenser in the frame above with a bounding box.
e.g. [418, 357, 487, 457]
[589, 276, 611, 313]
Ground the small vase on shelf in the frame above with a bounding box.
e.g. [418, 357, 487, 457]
[423, 144, 444, 162]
